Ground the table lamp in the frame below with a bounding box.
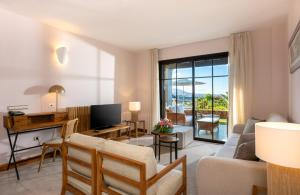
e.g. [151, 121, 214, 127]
[255, 122, 300, 195]
[48, 85, 65, 112]
[129, 102, 141, 122]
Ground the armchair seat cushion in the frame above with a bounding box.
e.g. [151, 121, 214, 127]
[156, 164, 183, 195]
[102, 140, 157, 195]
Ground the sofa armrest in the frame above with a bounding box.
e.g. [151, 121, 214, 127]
[232, 124, 245, 134]
[196, 156, 266, 195]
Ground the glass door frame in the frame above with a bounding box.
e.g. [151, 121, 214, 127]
[159, 52, 229, 144]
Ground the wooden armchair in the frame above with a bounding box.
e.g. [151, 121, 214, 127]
[166, 109, 193, 126]
[61, 141, 97, 195]
[61, 133, 106, 195]
[97, 140, 187, 195]
[61, 134, 187, 195]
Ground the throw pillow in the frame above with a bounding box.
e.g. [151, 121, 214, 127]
[234, 140, 258, 161]
[266, 113, 288, 122]
[234, 133, 255, 157]
[243, 118, 261, 134]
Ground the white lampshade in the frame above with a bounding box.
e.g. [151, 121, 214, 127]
[255, 122, 300, 169]
[129, 102, 141, 111]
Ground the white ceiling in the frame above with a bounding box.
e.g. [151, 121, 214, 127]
[0, 0, 289, 51]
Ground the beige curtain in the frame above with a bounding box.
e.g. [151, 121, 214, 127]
[150, 49, 160, 130]
[229, 32, 253, 134]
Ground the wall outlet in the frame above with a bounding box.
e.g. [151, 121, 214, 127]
[33, 136, 39, 141]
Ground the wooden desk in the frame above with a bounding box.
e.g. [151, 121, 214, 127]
[80, 125, 130, 139]
[3, 112, 68, 180]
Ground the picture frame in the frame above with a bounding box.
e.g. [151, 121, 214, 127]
[289, 20, 300, 73]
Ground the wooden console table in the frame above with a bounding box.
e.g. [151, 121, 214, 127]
[3, 112, 68, 180]
[80, 124, 130, 139]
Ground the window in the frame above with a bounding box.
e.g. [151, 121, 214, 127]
[159, 52, 229, 143]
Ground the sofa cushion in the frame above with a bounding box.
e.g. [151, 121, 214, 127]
[234, 133, 255, 157]
[68, 133, 106, 178]
[234, 140, 258, 161]
[215, 133, 240, 158]
[156, 164, 183, 195]
[224, 133, 240, 147]
[243, 118, 261, 134]
[266, 113, 288, 122]
[102, 140, 157, 195]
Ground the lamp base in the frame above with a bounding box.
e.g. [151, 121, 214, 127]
[267, 163, 300, 195]
[131, 111, 139, 122]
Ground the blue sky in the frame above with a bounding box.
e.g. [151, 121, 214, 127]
[169, 64, 228, 95]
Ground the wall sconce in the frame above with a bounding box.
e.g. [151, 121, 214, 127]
[56, 46, 68, 65]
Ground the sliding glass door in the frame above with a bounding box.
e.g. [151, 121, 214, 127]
[159, 53, 229, 143]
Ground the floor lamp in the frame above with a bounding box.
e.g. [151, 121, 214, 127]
[256, 122, 300, 195]
[48, 85, 65, 112]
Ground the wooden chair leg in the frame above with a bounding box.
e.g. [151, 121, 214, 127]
[158, 139, 161, 161]
[60, 187, 66, 195]
[53, 148, 57, 162]
[183, 186, 187, 195]
[38, 145, 48, 172]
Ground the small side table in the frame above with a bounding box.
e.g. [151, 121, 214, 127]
[159, 134, 179, 163]
[125, 120, 146, 137]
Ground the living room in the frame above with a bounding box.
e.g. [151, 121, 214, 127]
[0, 0, 299, 194]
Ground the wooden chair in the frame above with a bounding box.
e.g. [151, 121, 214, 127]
[38, 118, 78, 172]
[97, 150, 187, 195]
[61, 140, 97, 195]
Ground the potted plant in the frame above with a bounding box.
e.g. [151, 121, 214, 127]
[154, 119, 174, 133]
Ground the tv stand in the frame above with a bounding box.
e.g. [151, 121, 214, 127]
[80, 124, 130, 139]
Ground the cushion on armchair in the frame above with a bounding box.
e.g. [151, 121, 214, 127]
[68, 133, 106, 177]
[102, 140, 157, 195]
[156, 164, 183, 195]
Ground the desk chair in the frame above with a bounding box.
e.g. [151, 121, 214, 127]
[38, 118, 78, 172]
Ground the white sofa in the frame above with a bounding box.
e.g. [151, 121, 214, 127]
[196, 114, 288, 195]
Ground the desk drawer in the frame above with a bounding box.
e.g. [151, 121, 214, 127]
[13, 116, 28, 128]
[54, 112, 68, 122]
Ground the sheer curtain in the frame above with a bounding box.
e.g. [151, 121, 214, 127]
[229, 32, 253, 134]
[150, 49, 160, 130]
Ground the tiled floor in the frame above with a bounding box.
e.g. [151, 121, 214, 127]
[0, 136, 222, 195]
[0, 157, 62, 195]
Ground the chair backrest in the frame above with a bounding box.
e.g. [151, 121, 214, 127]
[62, 141, 97, 195]
[62, 133, 106, 195]
[61, 118, 78, 140]
[97, 140, 157, 195]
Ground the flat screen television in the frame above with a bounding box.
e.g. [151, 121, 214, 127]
[90, 104, 121, 130]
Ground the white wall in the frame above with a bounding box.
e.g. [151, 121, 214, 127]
[0, 8, 137, 165]
[159, 37, 229, 61]
[251, 20, 289, 119]
[288, 0, 300, 123]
